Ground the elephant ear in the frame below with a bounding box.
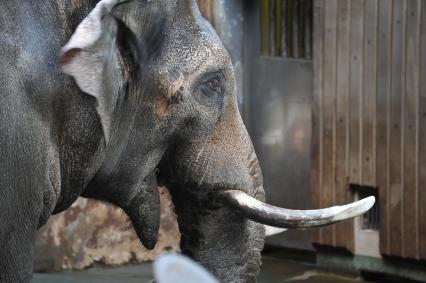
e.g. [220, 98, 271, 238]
[59, 0, 136, 144]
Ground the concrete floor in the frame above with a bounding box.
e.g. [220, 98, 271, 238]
[34, 256, 366, 283]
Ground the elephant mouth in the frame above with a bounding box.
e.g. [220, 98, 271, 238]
[218, 190, 375, 229]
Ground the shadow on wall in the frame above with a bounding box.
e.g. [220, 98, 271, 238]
[34, 187, 181, 272]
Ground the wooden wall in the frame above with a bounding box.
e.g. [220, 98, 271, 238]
[312, 0, 426, 260]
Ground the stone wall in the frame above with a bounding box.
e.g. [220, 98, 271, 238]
[34, 187, 180, 271]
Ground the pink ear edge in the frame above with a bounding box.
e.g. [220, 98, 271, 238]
[58, 48, 83, 65]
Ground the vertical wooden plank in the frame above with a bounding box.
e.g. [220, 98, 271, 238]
[349, 0, 364, 185]
[310, 0, 324, 244]
[418, 0, 426, 260]
[389, 0, 405, 257]
[362, 0, 377, 186]
[320, 0, 337, 246]
[376, 0, 392, 256]
[403, 0, 420, 260]
[334, 0, 353, 251]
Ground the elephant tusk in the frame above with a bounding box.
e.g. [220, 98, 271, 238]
[264, 225, 287, 236]
[221, 190, 375, 229]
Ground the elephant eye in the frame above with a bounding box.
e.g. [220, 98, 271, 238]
[200, 74, 224, 98]
[207, 79, 221, 93]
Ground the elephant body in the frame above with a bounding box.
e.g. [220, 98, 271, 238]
[0, 1, 374, 282]
[1, 1, 102, 281]
[0, 1, 264, 281]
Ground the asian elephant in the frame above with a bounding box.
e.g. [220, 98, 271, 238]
[0, 0, 375, 282]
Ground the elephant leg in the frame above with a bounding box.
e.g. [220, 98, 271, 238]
[0, 175, 56, 281]
[0, 221, 37, 282]
[0, 123, 58, 282]
[0, 186, 43, 282]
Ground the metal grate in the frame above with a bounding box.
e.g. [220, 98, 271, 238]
[350, 184, 380, 230]
[260, 0, 313, 59]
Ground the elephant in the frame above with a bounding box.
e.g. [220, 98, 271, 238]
[0, 0, 375, 282]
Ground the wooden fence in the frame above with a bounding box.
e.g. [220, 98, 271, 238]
[312, 0, 426, 260]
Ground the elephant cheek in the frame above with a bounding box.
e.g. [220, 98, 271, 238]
[169, 185, 265, 283]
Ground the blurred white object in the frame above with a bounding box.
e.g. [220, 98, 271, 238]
[153, 254, 219, 283]
[264, 225, 287, 236]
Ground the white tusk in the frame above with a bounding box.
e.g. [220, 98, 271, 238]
[264, 225, 287, 236]
[221, 190, 375, 229]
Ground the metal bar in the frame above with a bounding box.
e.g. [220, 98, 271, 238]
[261, 0, 270, 55]
[287, 0, 294, 57]
[299, 0, 306, 58]
[275, 0, 283, 56]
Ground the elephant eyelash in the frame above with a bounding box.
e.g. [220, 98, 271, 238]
[198, 70, 225, 85]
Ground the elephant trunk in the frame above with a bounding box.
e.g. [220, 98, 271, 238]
[170, 183, 265, 283]
[165, 130, 267, 282]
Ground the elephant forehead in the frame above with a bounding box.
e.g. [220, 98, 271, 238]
[158, 18, 229, 76]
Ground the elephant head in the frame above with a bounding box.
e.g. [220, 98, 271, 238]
[59, 0, 374, 282]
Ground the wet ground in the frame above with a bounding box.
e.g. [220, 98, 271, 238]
[34, 256, 365, 283]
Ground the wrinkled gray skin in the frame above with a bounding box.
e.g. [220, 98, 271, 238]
[0, 0, 264, 282]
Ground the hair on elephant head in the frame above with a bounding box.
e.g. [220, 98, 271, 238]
[59, 0, 375, 282]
